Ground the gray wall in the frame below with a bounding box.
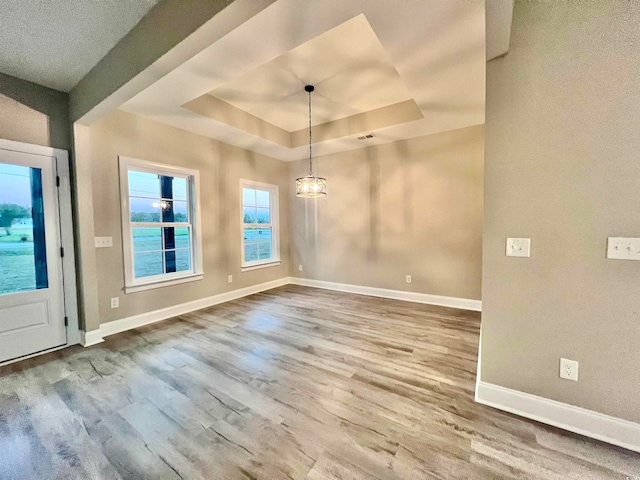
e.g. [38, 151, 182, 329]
[0, 72, 70, 149]
[89, 109, 290, 324]
[481, 1, 640, 422]
[290, 125, 484, 300]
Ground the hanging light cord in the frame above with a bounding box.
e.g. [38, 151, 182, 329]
[308, 89, 313, 177]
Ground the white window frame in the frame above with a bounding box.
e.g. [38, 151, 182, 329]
[240, 179, 280, 271]
[119, 156, 203, 293]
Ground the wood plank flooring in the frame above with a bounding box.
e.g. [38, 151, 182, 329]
[1, 285, 638, 479]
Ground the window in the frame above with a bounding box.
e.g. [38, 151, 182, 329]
[240, 180, 279, 269]
[119, 157, 202, 293]
[0, 162, 48, 295]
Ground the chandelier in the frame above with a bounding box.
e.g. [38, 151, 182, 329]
[296, 85, 327, 198]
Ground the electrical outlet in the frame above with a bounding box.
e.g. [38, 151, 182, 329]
[406, 275, 412, 283]
[560, 358, 579, 381]
[506, 238, 530, 257]
[110, 297, 119, 309]
[228, 275, 233, 283]
[298, 264, 303, 272]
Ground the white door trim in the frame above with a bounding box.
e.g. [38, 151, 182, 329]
[0, 139, 80, 353]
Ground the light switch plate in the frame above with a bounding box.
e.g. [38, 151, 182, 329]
[506, 238, 530, 257]
[607, 237, 640, 260]
[95, 236, 113, 248]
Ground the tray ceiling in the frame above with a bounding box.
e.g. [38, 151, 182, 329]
[208, 15, 413, 132]
[120, 0, 487, 161]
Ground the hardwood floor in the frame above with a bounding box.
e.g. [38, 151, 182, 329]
[1, 285, 638, 479]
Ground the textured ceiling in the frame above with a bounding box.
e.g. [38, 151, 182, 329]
[0, 0, 158, 92]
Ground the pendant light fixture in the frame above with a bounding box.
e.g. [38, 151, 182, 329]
[296, 85, 327, 198]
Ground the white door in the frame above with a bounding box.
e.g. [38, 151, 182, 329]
[0, 148, 66, 363]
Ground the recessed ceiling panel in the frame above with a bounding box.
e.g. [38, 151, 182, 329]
[121, 0, 486, 161]
[208, 14, 413, 132]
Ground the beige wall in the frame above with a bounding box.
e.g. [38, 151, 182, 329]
[89, 109, 290, 324]
[482, 1, 640, 423]
[87, 112, 482, 326]
[0, 72, 70, 150]
[290, 125, 484, 300]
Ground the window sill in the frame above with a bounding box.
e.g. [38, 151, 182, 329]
[125, 273, 203, 294]
[241, 261, 281, 272]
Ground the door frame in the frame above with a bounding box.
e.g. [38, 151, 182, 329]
[0, 139, 80, 363]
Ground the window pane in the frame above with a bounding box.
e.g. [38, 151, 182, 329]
[0, 164, 48, 295]
[130, 197, 161, 222]
[256, 189, 270, 207]
[134, 251, 163, 278]
[243, 206, 257, 223]
[244, 227, 259, 242]
[257, 228, 272, 261]
[243, 227, 258, 262]
[163, 227, 176, 250]
[163, 227, 191, 273]
[172, 177, 188, 201]
[257, 207, 270, 224]
[258, 241, 272, 260]
[175, 249, 191, 272]
[244, 243, 258, 262]
[164, 249, 176, 273]
[157, 200, 187, 223]
[172, 201, 188, 222]
[129, 171, 159, 198]
[159, 200, 174, 222]
[242, 188, 256, 207]
[133, 227, 162, 252]
[243, 227, 272, 263]
[175, 228, 190, 250]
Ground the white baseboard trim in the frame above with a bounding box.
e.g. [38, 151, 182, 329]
[289, 277, 482, 311]
[76, 279, 640, 454]
[82, 276, 480, 348]
[476, 381, 640, 453]
[80, 329, 105, 347]
[99, 277, 290, 339]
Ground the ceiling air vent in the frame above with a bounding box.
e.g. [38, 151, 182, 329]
[356, 133, 376, 140]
